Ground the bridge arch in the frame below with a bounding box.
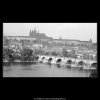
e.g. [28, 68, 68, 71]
[67, 60, 72, 64]
[91, 63, 97, 68]
[56, 58, 62, 63]
[36, 56, 39, 60]
[42, 57, 45, 60]
[78, 61, 85, 66]
[48, 58, 53, 61]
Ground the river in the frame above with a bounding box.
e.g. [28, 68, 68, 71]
[3, 63, 91, 77]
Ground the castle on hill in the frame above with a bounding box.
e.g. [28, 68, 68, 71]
[29, 28, 53, 39]
[3, 28, 93, 46]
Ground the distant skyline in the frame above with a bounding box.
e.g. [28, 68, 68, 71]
[3, 23, 97, 43]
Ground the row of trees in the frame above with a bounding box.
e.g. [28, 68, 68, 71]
[3, 47, 39, 61]
[43, 48, 96, 60]
[62, 48, 77, 58]
[3, 48, 14, 61]
[3, 46, 96, 62]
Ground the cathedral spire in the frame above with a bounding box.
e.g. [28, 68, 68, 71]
[34, 27, 37, 33]
[32, 29, 34, 33]
[29, 29, 32, 36]
[89, 38, 92, 43]
[30, 29, 31, 33]
[38, 30, 39, 34]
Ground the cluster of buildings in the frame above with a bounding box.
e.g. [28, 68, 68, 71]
[3, 28, 97, 58]
[4, 28, 93, 47]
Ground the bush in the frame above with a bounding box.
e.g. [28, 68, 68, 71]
[34, 49, 44, 55]
[51, 51, 58, 56]
[20, 48, 39, 61]
[3, 47, 14, 61]
[45, 52, 51, 55]
[90, 70, 98, 78]
[62, 49, 69, 57]
[21, 48, 33, 61]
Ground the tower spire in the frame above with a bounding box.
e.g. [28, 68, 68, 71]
[30, 29, 31, 33]
[29, 29, 31, 36]
[34, 27, 37, 33]
[89, 38, 92, 43]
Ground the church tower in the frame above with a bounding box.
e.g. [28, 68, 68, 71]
[29, 27, 38, 37]
[59, 36, 62, 39]
[89, 38, 92, 43]
[32, 30, 34, 34]
[38, 30, 39, 34]
[29, 29, 32, 36]
[34, 27, 37, 33]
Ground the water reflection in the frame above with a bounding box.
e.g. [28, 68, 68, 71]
[56, 64, 61, 68]
[3, 62, 91, 77]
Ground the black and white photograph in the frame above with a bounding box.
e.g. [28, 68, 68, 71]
[3, 23, 97, 77]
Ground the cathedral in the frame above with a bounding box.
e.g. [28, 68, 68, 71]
[29, 28, 53, 39]
[3, 28, 93, 47]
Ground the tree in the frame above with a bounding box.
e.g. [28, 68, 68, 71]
[62, 48, 69, 57]
[45, 52, 50, 55]
[3, 39, 10, 46]
[89, 55, 94, 60]
[3, 47, 14, 61]
[21, 48, 34, 61]
[34, 49, 44, 55]
[90, 70, 98, 77]
[51, 51, 58, 56]
[70, 49, 76, 58]
[95, 54, 97, 60]
[83, 53, 89, 59]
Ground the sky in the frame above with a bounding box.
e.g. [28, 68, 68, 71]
[3, 23, 97, 43]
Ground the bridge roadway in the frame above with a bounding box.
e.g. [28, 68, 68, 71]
[38, 55, 97, 69]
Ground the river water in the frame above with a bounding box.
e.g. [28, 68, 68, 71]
[3, 63, 91, 77]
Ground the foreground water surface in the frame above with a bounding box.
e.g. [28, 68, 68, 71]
[3, 63, 91, 77]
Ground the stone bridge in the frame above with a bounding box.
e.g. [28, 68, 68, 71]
[38, 55, 97, 69]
